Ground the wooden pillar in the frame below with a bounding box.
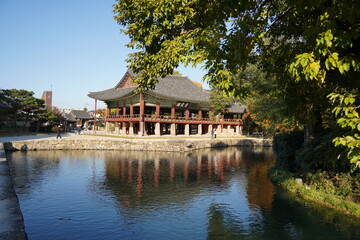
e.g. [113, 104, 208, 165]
[198, 109, 202, 120]
[93, 99, 97, 132]
[139, 93, 145, 136]
[185, 108, 190, 120]
[116, 103, 119, 117]
[171, 104, 175, 119]
[209, 109, 213, 121]
[107, 106, 110, 117]
[130, 102, 133, 116]
[156, 103, 160, 118]
[123, 104, 126, 116]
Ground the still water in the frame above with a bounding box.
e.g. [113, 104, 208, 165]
[7, 147, 360, 240]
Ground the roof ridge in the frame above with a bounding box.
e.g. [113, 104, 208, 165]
[115, 69, 138, 89]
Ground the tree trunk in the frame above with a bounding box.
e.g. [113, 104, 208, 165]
[23, 112, 30, 131]
[304, 122, 315, 145]
[36, 121, 40, 133]
[13, 113, 17, 131]
[304, 110, 323, 145]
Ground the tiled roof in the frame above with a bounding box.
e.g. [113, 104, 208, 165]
[62, 110, 92, 121]
[227, 102, 247, 114]
[88, 70, 208, 103]
[148, 76, 209, 103]
[88, 87, 137, 101]
[88, 69, 246, 113]
[64, 112, 76, 122]
[71, 110, 92, 119]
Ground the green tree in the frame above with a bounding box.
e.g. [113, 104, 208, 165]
[0, 89, 45, 130]
[239, 64, 298, 136]
[329, 93, 360, 171]
[209, 88, 234, 116]
[33, 109, 61, 132]
[114, 0, 360, 170]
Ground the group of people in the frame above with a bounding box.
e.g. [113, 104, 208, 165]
[211, 129, 217, 139]
[56, 124, 83, 139]
[74, 126, 81, 135]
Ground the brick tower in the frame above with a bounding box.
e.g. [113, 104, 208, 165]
[41, 91, 52, 110]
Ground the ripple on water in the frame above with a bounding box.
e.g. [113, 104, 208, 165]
[8, 148, 360, 240]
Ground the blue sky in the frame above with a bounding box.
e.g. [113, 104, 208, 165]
[0, 0, 207, 110]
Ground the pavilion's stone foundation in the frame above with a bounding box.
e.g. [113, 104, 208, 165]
[3, 138, 272, 152]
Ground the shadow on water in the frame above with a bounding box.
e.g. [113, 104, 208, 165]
[6, 147, 360, 240]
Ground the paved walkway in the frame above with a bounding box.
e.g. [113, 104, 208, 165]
[0, 133, 71, 143]
[0, 132, 224, 143]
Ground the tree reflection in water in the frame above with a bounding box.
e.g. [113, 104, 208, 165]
[8, 147, 360, 240]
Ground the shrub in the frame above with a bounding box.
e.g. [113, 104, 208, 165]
[304, 171, 360, 203]
[295, 131, 349, 172]
[305, 171, 336, 195]
[273, 130, 303, 171]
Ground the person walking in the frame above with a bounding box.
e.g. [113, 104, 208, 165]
[56, 125, 62, 139]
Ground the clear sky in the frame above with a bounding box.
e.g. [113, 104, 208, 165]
[0, 0, 207, 110]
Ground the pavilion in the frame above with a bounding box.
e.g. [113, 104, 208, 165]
[88, 69, 245, 136]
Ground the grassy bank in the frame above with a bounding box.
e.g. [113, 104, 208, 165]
[269, 167, 360, 218]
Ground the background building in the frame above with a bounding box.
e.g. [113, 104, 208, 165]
[41, 91, 52, 110]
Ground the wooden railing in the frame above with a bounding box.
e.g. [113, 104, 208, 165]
[105, 114, 242, 125]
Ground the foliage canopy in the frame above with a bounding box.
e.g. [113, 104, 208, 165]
[114, 0, 360, 171]
[114, 0, 360, 93]
[0, 89, 45, 130]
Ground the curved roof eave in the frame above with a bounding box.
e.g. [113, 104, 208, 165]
[227, 103, 247, 114]
[88, 87, 137, 101]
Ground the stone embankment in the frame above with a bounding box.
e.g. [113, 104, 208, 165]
[0, 145, 27, 240]
[3, 136, 272, 152]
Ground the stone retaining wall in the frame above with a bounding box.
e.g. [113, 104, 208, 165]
[0, 145, 27, 240]
[3, 137, 272, 152]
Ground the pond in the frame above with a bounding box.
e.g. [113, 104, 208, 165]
[7, 147, 360, 240]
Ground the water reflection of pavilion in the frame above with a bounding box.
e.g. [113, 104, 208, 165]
[9, 149, 360, 240]
[101, 147, 275, 211]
